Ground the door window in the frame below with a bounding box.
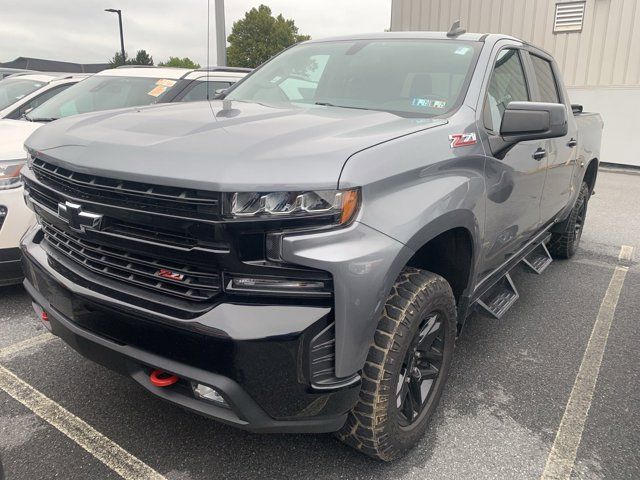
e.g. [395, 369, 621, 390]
[6, 84, 72, 119]
[179, 81, 233, 102]
[484, 49, 529, 133]
[530, 55, 560, 103]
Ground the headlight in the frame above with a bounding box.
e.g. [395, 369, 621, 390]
[0, 159, 26, 190]
[225, 188, 360, 225]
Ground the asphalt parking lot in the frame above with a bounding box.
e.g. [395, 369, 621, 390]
[1, 168, 638, 480]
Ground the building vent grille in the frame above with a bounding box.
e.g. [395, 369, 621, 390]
[554, 2, 586, 32]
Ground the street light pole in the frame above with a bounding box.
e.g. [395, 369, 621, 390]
[214, 0, 226, 66]
[105, 8, 125, 64]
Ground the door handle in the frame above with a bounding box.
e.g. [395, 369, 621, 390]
[567, 138, 578, 148]
[533, 148, 547, 160]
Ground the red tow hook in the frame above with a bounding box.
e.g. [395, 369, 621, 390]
[149, 369, 179, 387]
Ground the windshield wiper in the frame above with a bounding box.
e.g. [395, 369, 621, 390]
[314, 101, 371, 111]
[25, 117, 59, 123]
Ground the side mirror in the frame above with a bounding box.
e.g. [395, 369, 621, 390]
[213, 88, 228, 99]
[500, 101, 568, 142]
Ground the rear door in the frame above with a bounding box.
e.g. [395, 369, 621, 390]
[477, 45, 548, 278]
[526, 52, 577, 223]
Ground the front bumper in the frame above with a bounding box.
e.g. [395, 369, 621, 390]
[0, 185, 35, 284]
[21, 227, 361, 433]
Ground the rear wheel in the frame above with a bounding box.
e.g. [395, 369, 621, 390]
[337, 267, 456, 461]
[548, 182, 590, 259]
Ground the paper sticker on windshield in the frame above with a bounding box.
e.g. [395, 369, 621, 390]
[454, 46, 471, 55]
[412, 98, 447, 109]
[156, 79, 176, 87]
[147, 85, 168, 97]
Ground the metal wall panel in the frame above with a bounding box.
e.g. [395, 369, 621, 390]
[390, 0, 640, 87]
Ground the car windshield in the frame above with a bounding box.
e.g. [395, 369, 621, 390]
[0, 78, 47, 110]
[226, 39, 481, 117]
[26, 75, 179, 121]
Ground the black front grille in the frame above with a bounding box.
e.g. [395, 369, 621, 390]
[42, 220, 220, 302]
[31, 157, 221, 221]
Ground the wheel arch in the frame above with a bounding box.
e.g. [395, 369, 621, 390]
[402, 209, 480, 322]
[583, 157, 598, 195]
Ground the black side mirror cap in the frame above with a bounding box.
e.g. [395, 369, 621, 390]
[500, 101, 568, 142]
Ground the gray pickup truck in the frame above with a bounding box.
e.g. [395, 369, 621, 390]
[20, 30, 603, 460]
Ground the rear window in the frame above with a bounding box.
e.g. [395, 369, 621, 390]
[26, 75, 179, 121]
[0, 78, 46, 110]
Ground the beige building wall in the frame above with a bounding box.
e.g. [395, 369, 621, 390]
[390, 0, 640, 166]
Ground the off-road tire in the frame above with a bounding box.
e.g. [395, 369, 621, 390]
[336, 267, 456, 461]
[548, 182, 590, 259]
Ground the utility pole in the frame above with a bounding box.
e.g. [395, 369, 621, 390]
[105, 9, 126, 64]
[214, 0, 226, 66]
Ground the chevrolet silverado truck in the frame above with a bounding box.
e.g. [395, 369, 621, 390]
[20, 30, 602, 461]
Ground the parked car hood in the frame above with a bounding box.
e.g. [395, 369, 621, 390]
[0, 119, 43, 161]
[25, 100, 447, 191]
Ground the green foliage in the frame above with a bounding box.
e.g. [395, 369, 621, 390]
[108, 51, 128, 67]
[158, 57, 201, 69]
[107, 49, 154, 67]
[130, 49, 154, 65]
[227, 4, 310, 68]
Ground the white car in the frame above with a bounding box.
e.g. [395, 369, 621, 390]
[0, 65, 249, 285]
[0, 73, 89, 120]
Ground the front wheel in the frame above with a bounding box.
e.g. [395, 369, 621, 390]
[548, 181, 590, 259]
[336, 267, 457, 461]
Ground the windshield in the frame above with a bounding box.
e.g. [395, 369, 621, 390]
[226, 39, 480, 117]
[26, 75, 179, 121]
[0, 78, 47, 110]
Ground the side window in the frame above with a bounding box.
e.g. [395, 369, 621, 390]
[483, 49, 529, 133]
[6, 84, 72, 120]
[179, 81, 233, 102]
[530, 54, 560, 103]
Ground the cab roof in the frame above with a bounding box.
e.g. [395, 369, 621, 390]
[304, 31, 522, 44]
[96, 66, 192, 79]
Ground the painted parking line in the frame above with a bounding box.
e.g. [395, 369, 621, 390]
[618, 245, 634, 263]
[0, 343, 165, 479]
[540, 245, 633, 480]
[0, 333, 55, 360]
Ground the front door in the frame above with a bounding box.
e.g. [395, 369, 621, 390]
[478, 47, 548, 279]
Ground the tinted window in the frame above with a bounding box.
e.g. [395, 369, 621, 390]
[530, 54, 560, 103]
[0, 78, 46, 110]
[26, 76, 179, 121]
[6, 84, 72, 120]
[179, 81, 232, 102]
[484, 49, 529, 132]
[227, 40, 481, 117]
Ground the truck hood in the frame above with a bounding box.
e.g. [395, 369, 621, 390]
[0, 119, 43, 161]
[25, 100, 446, 191]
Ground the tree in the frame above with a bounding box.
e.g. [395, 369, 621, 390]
[107, 49, 154, 67]
[108, 51, 128, 67]
[158, 57, 201, 69]
[227, 5, 310, 68]
[130, 49, 154, 65]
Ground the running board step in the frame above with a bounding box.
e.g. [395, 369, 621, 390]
[522, 240, 553, 274]
[476, 273, 519, 319]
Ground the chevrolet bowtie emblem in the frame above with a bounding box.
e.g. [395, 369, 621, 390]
[57, 201, 103, 232]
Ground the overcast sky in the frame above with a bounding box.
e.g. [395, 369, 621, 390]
[1, 0, 392, 66]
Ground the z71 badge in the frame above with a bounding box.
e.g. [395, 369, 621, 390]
[449, 132, 477, 148]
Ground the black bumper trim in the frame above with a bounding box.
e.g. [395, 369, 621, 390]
[23, 275, 349, 434]
[0, 247, 23, 286]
